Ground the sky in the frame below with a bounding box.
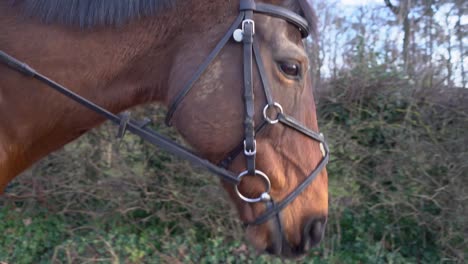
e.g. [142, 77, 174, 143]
[326, 0, 467, 87]
[340, 0, 383, 6]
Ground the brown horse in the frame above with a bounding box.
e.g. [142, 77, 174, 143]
[0, 0, 328, 258]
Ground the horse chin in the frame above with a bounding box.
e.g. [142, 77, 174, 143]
[245, 222, 311, 259]
[244, 225, 269, 252]
[265, 241, 308, 260]
[264, 232, 308, 259]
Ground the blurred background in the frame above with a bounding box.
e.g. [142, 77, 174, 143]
[1, 0, 466, 263]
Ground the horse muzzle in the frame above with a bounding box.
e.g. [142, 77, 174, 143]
[265, 216, 328, 258]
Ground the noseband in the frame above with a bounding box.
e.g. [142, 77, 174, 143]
[0, 0, 329, 232]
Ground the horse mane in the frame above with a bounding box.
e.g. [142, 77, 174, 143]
[9, 0, 178, 28]
[9, 0, 318, 38]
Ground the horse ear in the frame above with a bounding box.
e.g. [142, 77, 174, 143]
[298, 0, 318, 40]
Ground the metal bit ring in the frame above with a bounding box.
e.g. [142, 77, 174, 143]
[235, 170, 271, 203]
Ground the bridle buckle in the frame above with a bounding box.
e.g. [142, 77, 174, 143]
[233, 19, 255, 42]
[243, 139, 257, 156]
[242, 19, 255, 35]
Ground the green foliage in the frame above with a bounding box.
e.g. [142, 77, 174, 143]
[318, 65, 467, 263]
[0, 207, 66, 264]
[0, 206, 317, 263]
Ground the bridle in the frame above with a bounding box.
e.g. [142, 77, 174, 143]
[166, 0, 329, 228]
[0, 0, 329, 236]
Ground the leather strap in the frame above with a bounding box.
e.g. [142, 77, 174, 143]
[253, 41, 274, 106]
[255, 3, 309, 38]
[279, 113, 325, 141]
[165, 13, 244, 126]
[0, 51, 36, 77]
[218, 120, 268, 169]
[239, 0, 256, 11]
[0, 50, 241, 185]
[242, 10, 257, 175]
[265, 199, 286, 254]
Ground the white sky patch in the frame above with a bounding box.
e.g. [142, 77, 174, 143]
[340, 0, 383, 6]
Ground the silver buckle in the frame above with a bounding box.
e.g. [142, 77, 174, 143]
[242, 19, 255, 35]
[233, 19, 255, 42]
[244, 139, 257, 156]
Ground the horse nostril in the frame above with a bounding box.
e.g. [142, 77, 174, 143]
[303, 217, 327, 250]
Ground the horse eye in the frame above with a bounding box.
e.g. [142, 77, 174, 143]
[279, 62, 301, 78]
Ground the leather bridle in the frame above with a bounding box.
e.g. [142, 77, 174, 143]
[0, 0, 329, 233]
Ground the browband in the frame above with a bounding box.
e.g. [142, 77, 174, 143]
[244, 3, 310, 38]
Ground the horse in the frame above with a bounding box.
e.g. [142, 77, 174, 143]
[0, 0, 329, 258]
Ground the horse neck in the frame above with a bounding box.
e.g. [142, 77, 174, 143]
[0, 0, 235, 191]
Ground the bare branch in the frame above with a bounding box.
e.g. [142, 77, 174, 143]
[384, 0, 400, 15]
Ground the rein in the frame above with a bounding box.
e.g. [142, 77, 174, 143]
[0, 50, 241, 185]
[0, 0, 329, 243]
